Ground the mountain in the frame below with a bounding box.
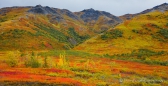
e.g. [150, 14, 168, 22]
[75, 8, 122, 32]
[0, 5, 121, 51]
[120, 3, 168, 21]
[1, 3, 168, 52]
[74, 3, 168, 61]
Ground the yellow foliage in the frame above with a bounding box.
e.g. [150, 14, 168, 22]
[6, 50, 21, 67]
[47, 56, 56, 68]
[84, 59, 90, 69]
[58, 54, 64, 66]
[57, 52, 69, 68]
[7, 50, 21, 58]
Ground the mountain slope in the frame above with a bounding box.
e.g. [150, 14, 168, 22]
[74, 9, 168, 58]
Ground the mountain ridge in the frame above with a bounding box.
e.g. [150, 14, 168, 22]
[0, 3, 168, 51]
[120, 3, 168, 20]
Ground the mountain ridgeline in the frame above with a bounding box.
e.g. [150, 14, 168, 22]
[0, 5, 121, 50]
[0, 3, 168, 52]
[120, 3, 168, 20]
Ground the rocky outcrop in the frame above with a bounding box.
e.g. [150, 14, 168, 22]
[101, 11, 122, 23]
[28, 5, 59, 15]
[80, 8, 102, 22]
[76, 8, 122, 25]
[78, 8, 122, 23]
[60, 9, 80, 20]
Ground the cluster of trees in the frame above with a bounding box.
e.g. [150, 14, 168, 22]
[152, 28, 168, 42]
[101, 29, 123, 40]
[6, 51, 69, 68]
[158, 28, 168, 39]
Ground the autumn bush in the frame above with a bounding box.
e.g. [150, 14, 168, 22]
[6, 51, 21, 67]
[57, 52, 69, 69]
[43, 56, 49, 68]
[24, 52, 41, 68]
[132, 29, 139, 33]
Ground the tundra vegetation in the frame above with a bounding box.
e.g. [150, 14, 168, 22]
[1, 4, 168, 86]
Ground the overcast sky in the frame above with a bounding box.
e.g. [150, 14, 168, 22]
[0, 0, 167, 16]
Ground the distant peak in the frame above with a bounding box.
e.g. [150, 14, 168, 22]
[161, 3, 168, 5]
[35, 5, 43, 8]
[158, 3, 168, 7]
[82, 8, 96, 12]
[154, 3, 168, 8]
[88, 8, 95, 11]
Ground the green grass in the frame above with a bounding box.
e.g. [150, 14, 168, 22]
[39, 50, 101, 58]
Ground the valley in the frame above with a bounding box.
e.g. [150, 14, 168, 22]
[0, 3, 168, 86]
